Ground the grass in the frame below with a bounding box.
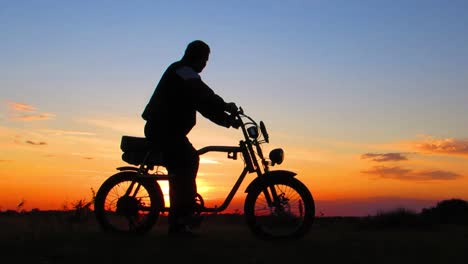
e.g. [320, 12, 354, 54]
[1, 212, 467, 264]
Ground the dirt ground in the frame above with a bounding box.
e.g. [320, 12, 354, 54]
[1, 213, 467, 264]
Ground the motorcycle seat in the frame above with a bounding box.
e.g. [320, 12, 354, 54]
[120, 136, 165, 166]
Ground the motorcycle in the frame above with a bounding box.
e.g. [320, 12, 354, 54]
[94, 107, 315, 239]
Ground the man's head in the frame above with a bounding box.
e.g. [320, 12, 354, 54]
[182, 40, 210, 73]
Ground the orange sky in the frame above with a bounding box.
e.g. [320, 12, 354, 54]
[1, 105, 467, 216]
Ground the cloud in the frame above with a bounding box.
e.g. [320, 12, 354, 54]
[7, 102, 36, 112]
[0, 160, 13, 162]
[71, 153, 95, 160]
[362, 166, 462, 181]
[80, 116, 144, 136]
[363, 166, 411, 177]
[414, 135, 468, 157]
[25, 140, 47, 146]
[361, 153, 408, 162]
[15, 113, 56, 121]
[41, 129, 95, 136]
[415, 170, 461, 180]
[6, 101, 55, 121]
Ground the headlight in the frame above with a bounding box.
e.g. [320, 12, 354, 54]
[247, 126, 258, 139]
[269, 148, 284, 166]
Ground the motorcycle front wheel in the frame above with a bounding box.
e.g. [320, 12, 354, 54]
[244, 177, 315, 239]
[94, 171, 163, 235]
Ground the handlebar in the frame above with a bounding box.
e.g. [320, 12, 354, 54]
[231, 106, 269, 144]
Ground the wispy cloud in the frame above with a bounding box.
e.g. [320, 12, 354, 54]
[80, 116, 144, 136]
[6, 101, 55, 121]
[25, 140, 47, 146]
[416, 170, 462, 180]
[42, 129, 95, 136]
[71, 153, 95, 160]
[16, 113, 56, 121]
[8, 102, 36, 112]
[363, 166, 411, 177]
[362, 166, 462, 181]
[361, 153, 408, 162]
[414, 135, 468, 157]
[0, 159, 13, 162]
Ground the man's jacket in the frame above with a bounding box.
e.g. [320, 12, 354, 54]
[142, 61, 230, 138]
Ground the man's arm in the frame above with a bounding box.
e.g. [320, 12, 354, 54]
[191, 79, 233, 127]
[176, 65, 236, 128]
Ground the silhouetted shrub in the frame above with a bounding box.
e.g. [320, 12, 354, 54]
[421, 198, 468, 225]
[360, 199, 468, 230]
[360, 208, 424, 229]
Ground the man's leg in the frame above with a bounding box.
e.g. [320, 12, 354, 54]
[143, 123, 200, 233]
[165, 137, 199, 233]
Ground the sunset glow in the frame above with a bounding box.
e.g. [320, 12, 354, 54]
[1, 1, 468, 216]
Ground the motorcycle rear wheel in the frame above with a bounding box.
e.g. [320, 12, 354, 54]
[94, 171, 163, 234]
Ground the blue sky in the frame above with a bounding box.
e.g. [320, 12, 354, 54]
[2, 0, 467, 142]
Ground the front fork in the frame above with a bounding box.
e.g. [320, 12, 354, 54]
[124, 180, 142, 198]
[262, 185, 284, 212]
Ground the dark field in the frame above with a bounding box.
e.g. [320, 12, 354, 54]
[1, 213, 467, 264]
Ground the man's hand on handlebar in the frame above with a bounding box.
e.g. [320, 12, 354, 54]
[225, 102, 241, 129]
[226, 102, 238, 115]
[229, 117, 242, 129]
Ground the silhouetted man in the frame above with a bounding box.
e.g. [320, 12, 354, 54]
[142, 40, 239, 236]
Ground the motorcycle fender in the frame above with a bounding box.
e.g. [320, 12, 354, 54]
[116, 166, 139, 171]
[245, 170, 297, 193]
